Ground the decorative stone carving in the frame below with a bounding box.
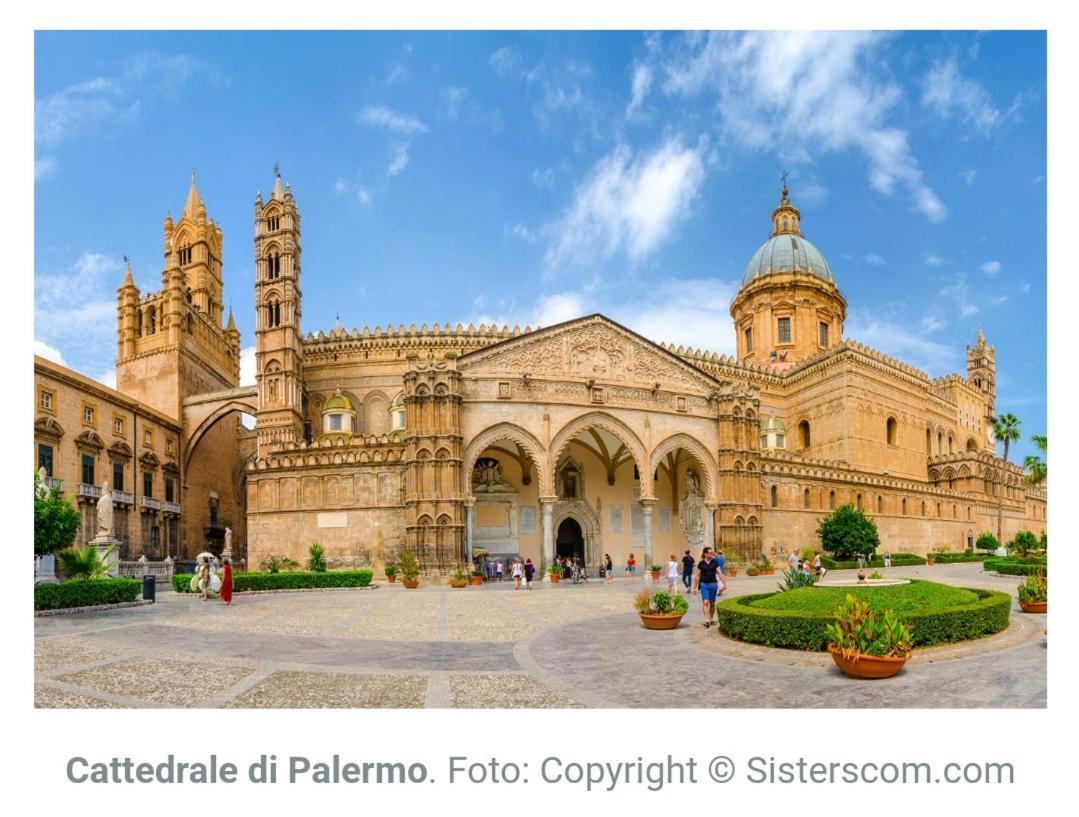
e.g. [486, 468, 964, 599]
[95, 482, 114, 539]
[679, 469, 706, 550]
[472, 457, 513, 492]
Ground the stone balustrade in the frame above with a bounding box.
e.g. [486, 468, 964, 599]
[139, 496, 161, 511]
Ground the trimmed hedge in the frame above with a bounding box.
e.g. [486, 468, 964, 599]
[35, 579, 141, 611]
[983, 558, 1047, 576]
[171, 569, 373, 593]
[715, 583, 1011, 651]
[820, 553, 926, 570]
[931, 553, 989, 564]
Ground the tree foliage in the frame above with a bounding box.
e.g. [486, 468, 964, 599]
[975, 532, 1000, 552]
[56, 545, 112, 581]
[816, 504, 880, 560]
[1008, 530, 1039, 557]
[34, 473, 80, 557]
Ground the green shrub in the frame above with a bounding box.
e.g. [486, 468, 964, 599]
[715, 583, 1011, 651]
[984, 557, 1047, 576]
[931, 552, 989, 564]
[307, 543, 327, 573]
[975, 532, 1000, 552]
[34, 474, 80, 557]
[1017, 572, 1047, 604]
[35, 579, 141, 611]
[398, 548, 420, 582]
[259, 554, 302, 573]
[820, 553, 926, 570]
[1007, 530, 1039, 557]
[56, 545, 114, 581]
[826, 595, 912, 658]
[817, 504, 880, 560]
[171, 570, 373, 593]
[777, 567, 816, 592]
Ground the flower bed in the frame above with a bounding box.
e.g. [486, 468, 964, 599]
[34, 578, 141, 611]
[171, 569, 373, 593]
[715, 580, 1011, 651]
[820, 553, 926, 570]
[983, 557, 1047, 576]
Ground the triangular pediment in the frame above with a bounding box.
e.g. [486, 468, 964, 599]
[458, 314, 720, 393]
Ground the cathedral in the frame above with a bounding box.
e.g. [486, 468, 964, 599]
[33, 172, 1046, 571]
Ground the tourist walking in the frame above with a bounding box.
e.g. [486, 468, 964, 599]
[693, 547, 722, 627]
[512, 559, 523, 590]
[625, 553, 636, 582]
[788, 548, 799, 571]
[524, 558, 535, 589]
[199, 556, 212, 601]
[681, 549, 694, 592]
[219, 556, 233, 606]
[666, 555, 679, 593]
[604, 553, 613, 584]
[485, 558, 495, 582]
[812, 551, 825, 580]
[496, 559, 504, 582]
[883, 550, 892, 569]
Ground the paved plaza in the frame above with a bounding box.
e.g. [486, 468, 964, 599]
[34, 562, 1046, 709]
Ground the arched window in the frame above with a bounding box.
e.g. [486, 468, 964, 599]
[829, 490, 836, 509]
[948, 434, 954, 454]
[770, 485, 779, 508]
[856, 493, 863, 511]
[266, 300, 281, 328]
[389, 392, 406, 431]
[136, 309, 143, 337]
[921, 500, 926, 516]
[966, 437, 978, 452]
[926, 428, 932, 454]
[876, 495, 883, 514]
[798, 420, 811, 449]
[149, 307, 157, 335]
[803, 488, 810, 509]
[902, 498, 907, 516]
[269, 253, 281, 279]
[967, 506, 972, 520]
[886, 416, 898, 445]
[937, 431, 943, 454]
[936, 502, 942, 518]
[952, 503, 957, 518]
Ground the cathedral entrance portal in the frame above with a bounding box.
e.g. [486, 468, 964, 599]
[556, 517, 584, 560]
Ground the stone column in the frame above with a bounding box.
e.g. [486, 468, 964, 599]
[540, 498, 556, 576]
[639, 499, 657, 571]
[705, 503, 717, 550]
[465, 503, 475, 564]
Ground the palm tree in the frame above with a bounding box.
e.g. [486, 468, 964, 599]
[1025, 434, 1047, 486]
[992, 413, 1022, 543]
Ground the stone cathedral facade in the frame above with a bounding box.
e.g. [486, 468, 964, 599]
[33, 173, 1047, 570]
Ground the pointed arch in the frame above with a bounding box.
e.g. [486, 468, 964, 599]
[549, 411, 650, 498]
[463, 422, 549, 496]
[650, 433, 719, 501]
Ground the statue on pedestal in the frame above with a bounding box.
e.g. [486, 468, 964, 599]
[679, 469, 705, 551]
[222, 527, 233, 561]
[95, 482, 114, 540]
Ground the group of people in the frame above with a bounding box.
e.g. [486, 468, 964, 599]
[785, 548, 828, 579]
[660, 547, 731, 628]
[476, 556, 538, 590]
[192, 554, 233, 605]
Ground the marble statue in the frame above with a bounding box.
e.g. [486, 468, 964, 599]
[223, 526, 233, 560]
[36, 466, 48, 498]
[95, 482, 114, 539]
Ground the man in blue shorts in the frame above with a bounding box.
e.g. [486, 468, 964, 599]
[694, 547, 723, 627]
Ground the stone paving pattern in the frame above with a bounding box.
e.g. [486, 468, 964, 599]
[33, 563, 1046, 708]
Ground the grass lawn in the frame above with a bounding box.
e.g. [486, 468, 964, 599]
[748, 580, 979, 615]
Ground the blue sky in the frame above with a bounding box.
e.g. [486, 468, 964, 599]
[34, 30, 1046, 461]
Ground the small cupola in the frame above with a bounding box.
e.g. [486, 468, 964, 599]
[320, 387, 356, 439]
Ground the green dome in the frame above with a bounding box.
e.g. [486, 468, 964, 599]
[323, 388, 353, 413]
[760, 416, 787, 433]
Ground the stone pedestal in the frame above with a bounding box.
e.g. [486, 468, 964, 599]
[35, 554, 59, 584]
[90, 536, 121, 578]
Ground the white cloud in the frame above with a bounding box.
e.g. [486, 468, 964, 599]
[505, 222, 538, 243]
[649, 31, 946, 222]
[355, 186, 372, 205]
[925, 254, 944, 266]
[546, 137, 707, 268]
[626, 63, 653, 116]
[959, 168, 977, 186]
[846, 310, 960, 375]
[239, 345, 257, 386]
[332, 177, 374, 205]
[96, 368, 117, 389]
[443, 86, 466, 120]
[34, 339, 66, 365]
[922, 58, 1001, 135]
[333, 177, 348, 193]
[980, 260, 1002, 276]
[387, 142, 410, 176]
[355, 105, 428, 135]
[489, 47, 525, 79]
[862, 253, 885, 266]
[35, 157, 58, 181]
[531, 167, 555, 189]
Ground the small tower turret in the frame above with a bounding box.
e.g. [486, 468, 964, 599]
[967, 324, 996, 413]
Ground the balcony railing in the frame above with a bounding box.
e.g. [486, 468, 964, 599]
[162, 501, 181, 515]
[139, 496, 161, 512]
[44, 476, 63, 492]
[76, 483, 102, 500]
[113, 489, 134, 506]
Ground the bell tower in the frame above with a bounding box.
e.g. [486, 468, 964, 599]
[253, 167, 305, 450]
[967, 325, 996, 413]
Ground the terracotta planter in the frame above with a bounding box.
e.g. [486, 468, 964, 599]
[762, 568, 775, 575]
[386, 574, 397, 583]
[639, 613, 685, 630]
[402, 578, 419, 589]
[726, 568, 738, 577]
[549, 573, 561, 583]
[650, 570, 662, 581]
[1019, 600, 1047, 613]
[746, 568, 760, 576]
[829, 646, 909, 679]
[927, 556, 936, 565]
[470, 576, 484, 586]
[449, 580, 468, 588]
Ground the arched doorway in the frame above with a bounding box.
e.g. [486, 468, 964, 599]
[556, 517, 584, 560]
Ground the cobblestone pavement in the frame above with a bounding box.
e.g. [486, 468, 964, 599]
[33, 563, 1045, 708]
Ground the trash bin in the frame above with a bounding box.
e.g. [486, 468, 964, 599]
[142, 574, 156, 603]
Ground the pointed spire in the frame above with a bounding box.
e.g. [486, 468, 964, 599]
[184, 169, 201, 218]
[770, 173, 802, 237]
[976, 324, 986, 346]
[272, 163, 283, 201]
[226, 308, 237, 332]
[120, 259, 136, 290]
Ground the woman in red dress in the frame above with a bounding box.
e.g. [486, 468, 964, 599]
[219, 557, 233, 606]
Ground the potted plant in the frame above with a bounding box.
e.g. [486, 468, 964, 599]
[649, 563, 663, 581]
[398, 548, 420, 589]
[448, 564, 468, 589]
[470, 569, 485, 586]
[826, 594, 913, 679]
[633, 589, 689, 630]
[748, 556, 774, 576]
[384, 562, 398, 583]
[547, 563, 562, 583]
[1017, 571, 1047, 613]
[724, 553, 739, 577]
[927, 544, 948, 566]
